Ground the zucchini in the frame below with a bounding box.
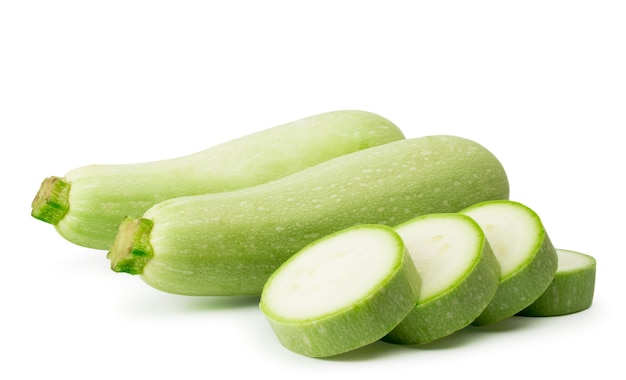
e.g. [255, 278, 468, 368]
[260, 224, 420, 357]
[30, 110, 405, 250]
[107, 135, 510, 296]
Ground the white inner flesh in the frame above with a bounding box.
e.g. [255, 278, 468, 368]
[263, 227, 400, 321]
[463, 203, 539, 277]
[556, 249, 594, 272]
[396, 216, 480, 301]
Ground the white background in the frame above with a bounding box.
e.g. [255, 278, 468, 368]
[2, 1, 624, 379]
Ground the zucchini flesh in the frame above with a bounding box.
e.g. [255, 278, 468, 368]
[31, 110, 405, 249]
[107, 135, 510, 296]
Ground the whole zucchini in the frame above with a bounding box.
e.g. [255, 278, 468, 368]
[108, 135, 510, 296]
[31, 110, 404, 249]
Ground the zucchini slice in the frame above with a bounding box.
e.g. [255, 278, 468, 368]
[259, 224, 420, 357]
[518, 248, 596, 317]
[460, 200, 558, 326]
[384, 213, 500, 344]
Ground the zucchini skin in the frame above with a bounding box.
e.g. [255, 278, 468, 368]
[110, 135, 510, 296]
[33, 110, 405, 249]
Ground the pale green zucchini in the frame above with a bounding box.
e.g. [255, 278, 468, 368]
[31, 110, 405, 249]
[260, 224, 420, 357]
[107, 135, 510, 296]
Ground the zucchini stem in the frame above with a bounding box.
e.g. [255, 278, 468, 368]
[31, 176, 71, 225]
[107, 217, 155, 275]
